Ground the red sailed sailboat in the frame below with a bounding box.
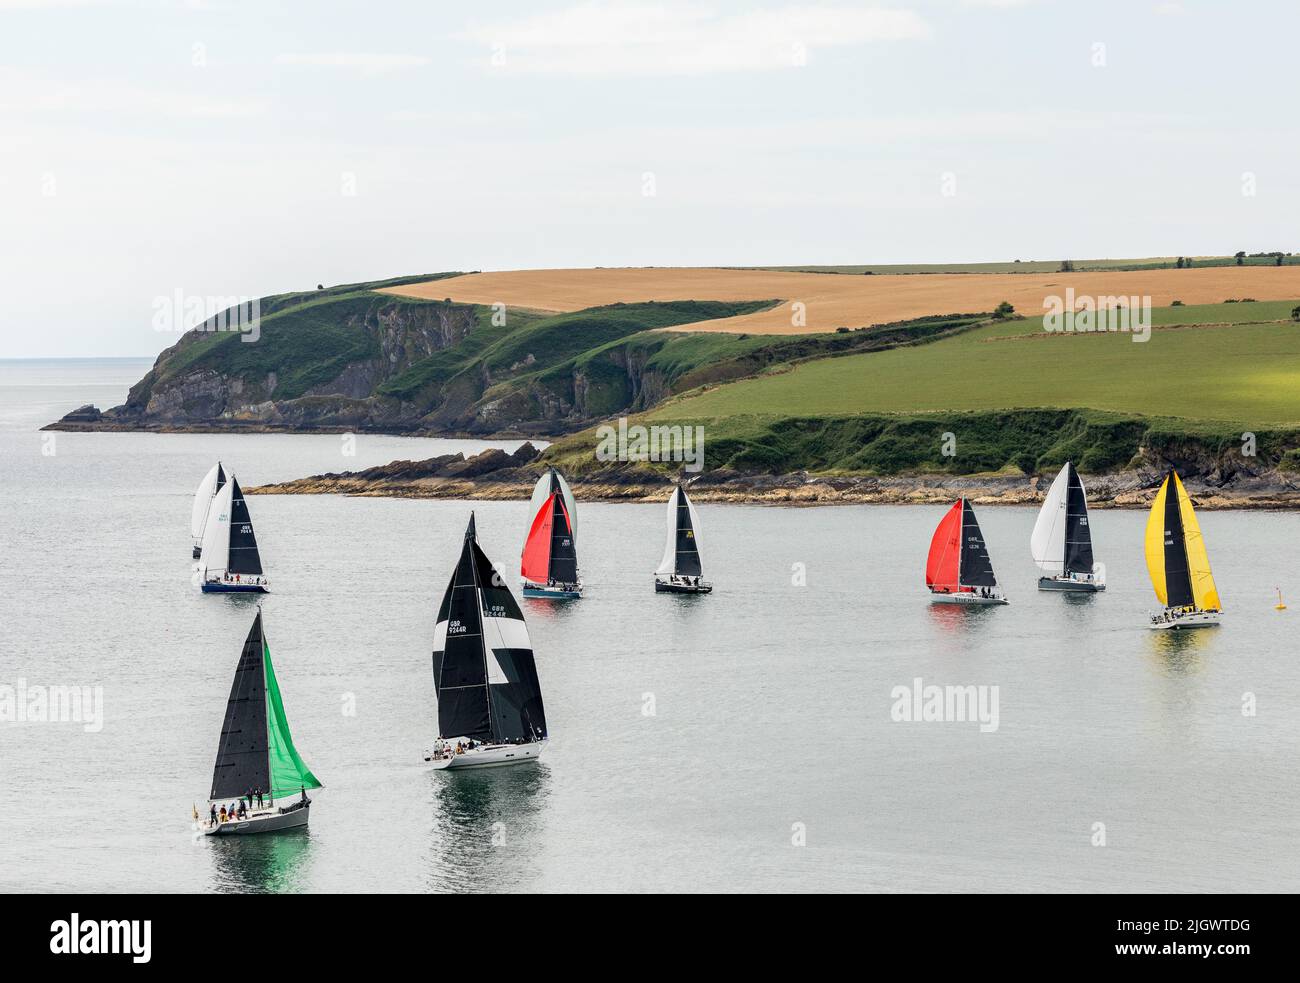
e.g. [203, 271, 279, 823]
[520, 466, 582, 599]
[925, 499, 1009, 605]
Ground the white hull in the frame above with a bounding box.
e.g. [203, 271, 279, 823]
[202, 802, 310, 836]
[426, 740, 546, 770]
[1149, 610, 1221, 631]
[929, 591, 1008, 606]
[1038, 575, 1105, 592]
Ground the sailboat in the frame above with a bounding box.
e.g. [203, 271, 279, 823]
[191, 462, 226, 559]
[427, 513, 549, 770]
[197, 475, 269, 593]
[200, 609, 322, 836]
[1145, 470, 1222, 629]
[1030, 461, 1104, 592]
[926, 498, 1009, 605]
[520, 466, 581, 599]
[654, 482, 711, 594]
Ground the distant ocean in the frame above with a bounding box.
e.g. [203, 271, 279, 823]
[2, 358, 1299, 892]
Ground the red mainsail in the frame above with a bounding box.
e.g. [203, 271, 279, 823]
[521, 494, 555, 583]
[926, 499, 965, 592]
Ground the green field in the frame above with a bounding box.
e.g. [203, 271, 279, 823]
[650, 300, 1300, 428]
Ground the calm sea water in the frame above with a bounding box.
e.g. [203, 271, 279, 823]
[2, 359, 1299, 893]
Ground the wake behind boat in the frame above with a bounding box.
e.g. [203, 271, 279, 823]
[199, 609, 322, 836]
[197, 474, 269, 593]
[520, 466, 581, 599]
[1031, 461, 1104, 592]
[654, 482, 711, 594]
[190, 462, 226, 560]
[926, 498, 1008, 605]
[428, 514, 549, 770]
[1145, 470, 1222, 630]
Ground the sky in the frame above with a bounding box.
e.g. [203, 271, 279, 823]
[1, 0, 1298, 357]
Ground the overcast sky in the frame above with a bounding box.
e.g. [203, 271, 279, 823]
[2, 0, 1298, 357]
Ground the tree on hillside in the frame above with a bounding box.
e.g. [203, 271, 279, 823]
[1059, 260, 1074, 272]
[993, 301, 1015, 319]
[1235, 251, 1246, 266]
[1277, 254, 1284, 266]
[1292, 305, 1300, 322]
[1175, 257, 1184, 268]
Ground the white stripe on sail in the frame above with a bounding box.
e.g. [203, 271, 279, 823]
[656, 487, 679, 576]
[1030, 464, 1070, 574]
[199, 480, 234, 580]
[191, 463, 221, 540]
[481, 614, 532, 652]
[432, 619, 448, 653]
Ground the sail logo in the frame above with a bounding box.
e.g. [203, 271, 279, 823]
[152, 289, 261, 343]
[890, 677, 1000, 733]
[49, 914, 150, 963]
[0, 679, 103, 733]
[595, 417, 705, 473]
[1043, 289, 1151, 342]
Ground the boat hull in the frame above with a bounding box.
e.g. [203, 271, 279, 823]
[929, 591, 1008, 606]
[427, 741, 546, 771]
[1149, 610, 1221, 631]
[203, 803, 309, 836]
[521, 583, 581, 599]
[202, 582, 269, 594]
[1038, 576, 1105, 593]
[655, 578, 712, 594]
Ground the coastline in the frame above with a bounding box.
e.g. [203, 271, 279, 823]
[245, 445, 1300, 509]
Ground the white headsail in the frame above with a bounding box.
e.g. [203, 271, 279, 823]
[191, 463, 223, 540]
[200, 480, 234, 581]
[1031, 464, 1071, 574]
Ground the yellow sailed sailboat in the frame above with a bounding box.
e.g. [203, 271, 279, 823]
[1144, 470, 1222, 630]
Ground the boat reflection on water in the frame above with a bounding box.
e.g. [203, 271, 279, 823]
[206, 828, 314, 893]
[1146, 624, 1214, 675]
[426, 764, 551, 893]
[925, 600, 999, 633]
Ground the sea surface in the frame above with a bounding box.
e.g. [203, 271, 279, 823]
[2, 358, 1298, 893]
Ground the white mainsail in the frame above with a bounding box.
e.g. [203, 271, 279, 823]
[199, 480, 234, 581]
[191, 463, 222, 541]
[1030, 464, 1070, 574]
[528, 469, 577, 541]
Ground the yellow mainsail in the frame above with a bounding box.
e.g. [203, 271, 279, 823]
[1173, 472, 1221, 611]
[1143, 476, 1171, 604]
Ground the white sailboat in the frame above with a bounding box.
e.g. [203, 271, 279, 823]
[197, 475, 269, 593]
[1030, 462, 1104, 592]
[427, 514, 549, 770]
[655, 483, 712, 593]
[190, 462, 226, 559]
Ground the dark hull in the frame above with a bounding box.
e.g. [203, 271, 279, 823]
[202, 583, 269, 594]
[1038, 576, 1105, 593]
[655, 579, 712, 594]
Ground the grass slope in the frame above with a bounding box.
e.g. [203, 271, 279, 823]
[651, 300, 1300, 428]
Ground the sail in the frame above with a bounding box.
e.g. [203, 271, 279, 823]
[434, 518, 493, 740]
[527, 469, 578, 542]
[210, 611, 271, 800]
[521, 494, 554, 584]
[436, 515, 547, 742]
[656, 487, 680, 576]
[958, 500, 998, 587]
[1145, 473, 1194, 607]
[226, 477, 264, 576]
[926, 500, 964, 591]
[1030, 465, 1070, 574]
[1062, 463, 1095, 574]
[672, 484, 703, 576]
[547, 493, 578, 583]
[263, 636, 322, 800]
[199, 481, 234, 580]
[1174, 472, 1220, 610]
[191, 463, 222, 540]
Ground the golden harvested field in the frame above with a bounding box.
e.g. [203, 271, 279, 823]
[381, 266, 1300, 335]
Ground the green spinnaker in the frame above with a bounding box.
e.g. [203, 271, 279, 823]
[263, 640, 322, 801]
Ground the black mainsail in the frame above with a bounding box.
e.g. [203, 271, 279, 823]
[547, 485, 578, 585]
[959, 500, 997, 587]
[434, 514, 548, 743]
[1161, 476, 1195, 607]
[227, 477, 264, 576]
[1062, 463, 1094, 574]
[672, 484, 702, 577]
[211, 611, 271, 800]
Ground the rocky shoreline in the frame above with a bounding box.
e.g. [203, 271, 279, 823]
[246, 443, 1300, 509]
